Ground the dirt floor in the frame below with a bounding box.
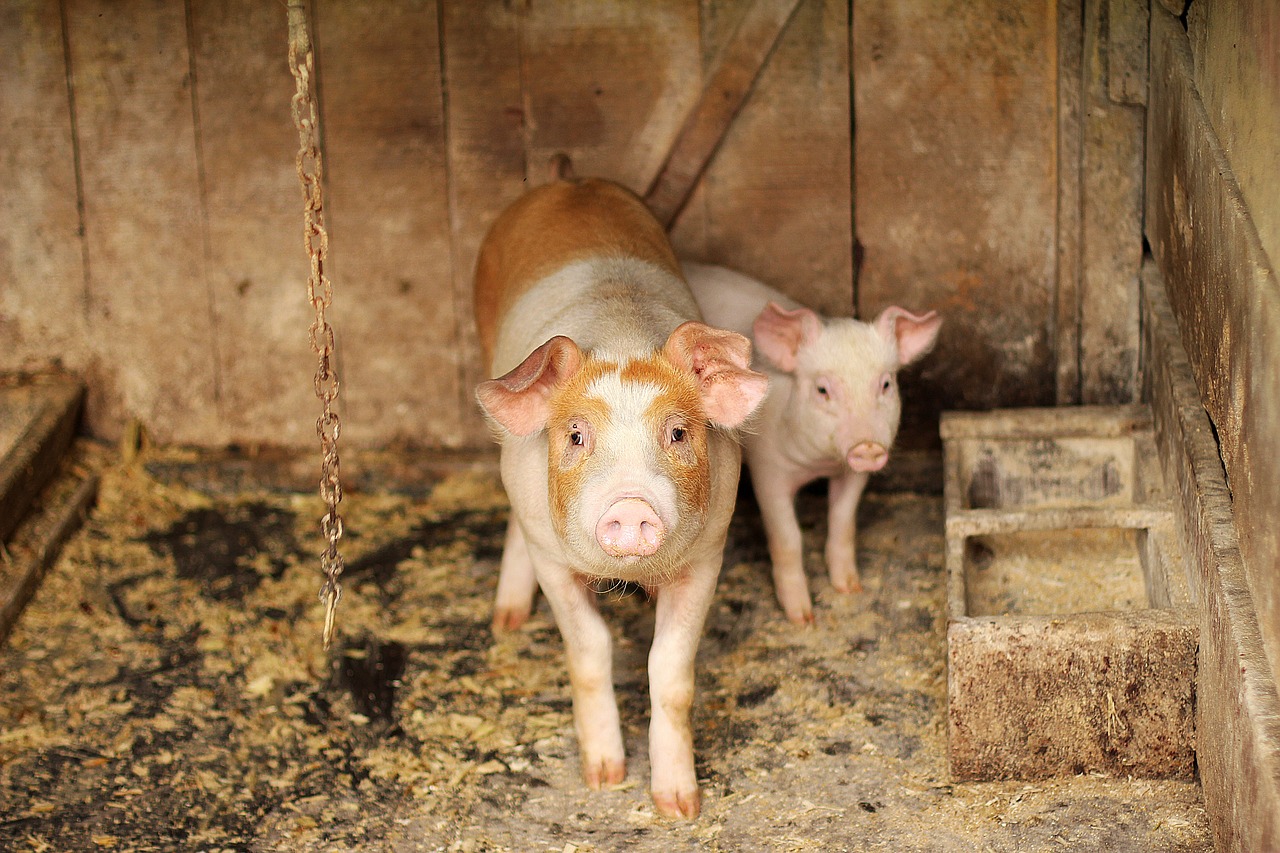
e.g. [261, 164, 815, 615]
[0, 445, 1211, 852]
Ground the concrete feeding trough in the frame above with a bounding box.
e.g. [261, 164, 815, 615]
[941, 405, 1196, 781]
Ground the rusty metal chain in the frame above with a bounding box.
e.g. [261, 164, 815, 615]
[288, 0, 345, 650]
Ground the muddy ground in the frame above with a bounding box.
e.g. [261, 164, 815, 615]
[0, 445, 1210, 851]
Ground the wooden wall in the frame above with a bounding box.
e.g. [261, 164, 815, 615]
[1146, 9, 1280, 845]
[2, 0, 1147, 449]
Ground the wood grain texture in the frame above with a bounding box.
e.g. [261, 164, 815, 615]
[440, 0, 527, 428]
[187, 0, 316, 447]
[1143, 261, 1280, 852]
[1054, 0, 1084, 405]
[0, 0, 89, 380]
[674, 0, 852, 322]
[1147, 7, 1280, 733]
[313, 0, 460, 448]
[65, 0, 219, 443]
[854, 0, 1059, 427]
[518, 0, 701, 194]
[1187, 0, 1280, 288]
[1078, 0, 1144, 405]
[643, 0, 803, 227]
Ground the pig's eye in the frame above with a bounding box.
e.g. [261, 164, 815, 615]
[879, 374, 894, 394]
[569, 430, 584, 446]
[670, 426, 687, 443]
[816, 383, 830, 400]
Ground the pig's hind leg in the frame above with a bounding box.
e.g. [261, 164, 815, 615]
[492, 518, 538, 631]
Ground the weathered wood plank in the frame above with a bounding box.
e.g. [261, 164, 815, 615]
[0, 451, 99, 649]
[518, 1, 702, 194]
[314, 0, 460, 448]
[1078, 0, 1144, 404]
[1147, 6, 1280, 702]
[1143, 261, 1280, 852]
[65, 0, 218, 443]
[643, 0, 803, 228]
[853, 0, 1058, 423]
[1187, 0, 1280, 303]
[440, 0, 527, 432]
[1055, 0, 1084, 405]
[676, 0, 851, 321]
[0, 379, 83, 545]
[0, 0, 89, 380]
[187, 0, 316, 447]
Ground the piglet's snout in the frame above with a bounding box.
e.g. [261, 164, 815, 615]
[596, 498, 664, 557]
[847, 441, 889, 473]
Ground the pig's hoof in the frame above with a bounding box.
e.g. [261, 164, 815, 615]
[582, 756, 626, 789]
[491, 605, 530, 633]
[652, 786, 701, 819]
[830, 576, 865, 595]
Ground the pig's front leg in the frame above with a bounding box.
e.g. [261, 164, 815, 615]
[648, 563, 718, 819]
[492, 518, 537, 631]
[748, 456, 814, 624]
[536, 562, 626, 788]
[826, 469, 870, 594]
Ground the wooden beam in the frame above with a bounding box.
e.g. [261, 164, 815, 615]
[643, 0, 803, 228]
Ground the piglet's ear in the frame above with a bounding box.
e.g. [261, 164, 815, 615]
[664, 321, 768, 429]
[476, 336, 582, 436]
[875, 307, 942, 366]
[752, 302, 822, 372]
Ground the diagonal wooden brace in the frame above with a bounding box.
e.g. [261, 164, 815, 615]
[643, 0, 804, 229]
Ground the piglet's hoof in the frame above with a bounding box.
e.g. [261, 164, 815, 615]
[582, 756, 626, 790]
[652, 786, 701, 820]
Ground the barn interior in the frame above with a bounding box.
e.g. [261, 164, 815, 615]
[1, 1, 1276, 850]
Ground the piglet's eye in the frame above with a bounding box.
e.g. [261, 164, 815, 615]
[670, 426, 687, 443]
[880, 375, 893, 394]
[569, 429, 584, 446]
[816, 384, 830, 399]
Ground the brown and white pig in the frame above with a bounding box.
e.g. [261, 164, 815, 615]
[473, 180, 767, 818]
[684, 262, 941, 625]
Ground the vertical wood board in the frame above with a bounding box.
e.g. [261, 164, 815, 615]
[854, 0, 1060, 427]
[440, 0, 528, 429]
[0, 1, 89, 378]
[518, 1, 702, 194]
[188, 0, 317, 447]
[65, 0, 220, 444]
[672, 0, 852, 319]
[314, 0, 460, 448]
[1077, 0, 1145, 405]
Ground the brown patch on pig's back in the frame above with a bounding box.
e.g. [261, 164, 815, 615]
[473, 179, 682, 366]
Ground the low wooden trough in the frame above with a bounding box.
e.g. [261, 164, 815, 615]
[941, 405, 1197, 781]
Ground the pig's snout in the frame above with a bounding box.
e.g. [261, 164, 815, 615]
[596, 498, 664, 558]
[847, 441, 889, 473]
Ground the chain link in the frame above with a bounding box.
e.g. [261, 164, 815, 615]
[288, 0, 345, 650]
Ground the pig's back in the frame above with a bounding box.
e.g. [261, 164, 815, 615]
[683, 262, 805, 338]
[475, 179, 689, 371]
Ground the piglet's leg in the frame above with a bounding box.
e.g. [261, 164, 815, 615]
[648, 564, 718, 819]
[749, 464, 813, 624]
[492, 518, 537, 631]
[537, 564, 626, 789]
[826, 470, 870, 594]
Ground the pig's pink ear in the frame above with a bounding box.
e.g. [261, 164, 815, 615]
[476, 336, 582, 436]
[752, 302, 822, 372]
[664, 321, 769, 429]
[875, 307, 942, 365]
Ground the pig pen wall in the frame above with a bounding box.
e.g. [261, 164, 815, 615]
[2, 0, 1145, 449]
